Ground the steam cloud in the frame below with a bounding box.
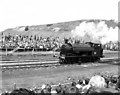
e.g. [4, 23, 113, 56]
[71, 21, 118, 44]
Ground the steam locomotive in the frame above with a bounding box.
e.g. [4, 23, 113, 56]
[59, 41, 104, 64]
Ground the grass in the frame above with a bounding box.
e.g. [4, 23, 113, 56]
[0, 19, 118, 37]
[1, 63, 118, 92]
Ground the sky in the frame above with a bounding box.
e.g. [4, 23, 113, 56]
[0, 0, 119, 32]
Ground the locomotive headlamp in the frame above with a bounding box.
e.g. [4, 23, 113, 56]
[60, 55, 65, 59]
[98, 44, 100, 46]
[94, 52, 97, 54]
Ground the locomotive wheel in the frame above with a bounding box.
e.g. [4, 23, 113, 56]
[60, 57, 74, 64]
[59, 58, 65, 64]
[64, 58, 68, 64]
[90, 57, 95, 62]
[65, 58, 73, 64]
[92, 57, 100, 62]
[78, 58, 82, 64]
[81, 57, 88, 63]
[82, 57, 93, 63]
[74, 57, 79, 64]
[95, 57, 100, 62]
[65, 58, 76, 64]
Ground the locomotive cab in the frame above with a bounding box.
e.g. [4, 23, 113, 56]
[93, 43, 103, 57]
[86, 42, 104, 61]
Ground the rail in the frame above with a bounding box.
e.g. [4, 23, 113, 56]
[1, 57, 120, 72]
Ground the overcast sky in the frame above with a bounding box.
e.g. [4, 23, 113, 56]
[0, 0, 119, 32]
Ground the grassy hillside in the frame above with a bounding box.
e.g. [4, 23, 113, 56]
[0, 19, 118, 40]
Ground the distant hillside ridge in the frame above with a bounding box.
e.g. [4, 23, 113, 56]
[0, 19, 119, 44]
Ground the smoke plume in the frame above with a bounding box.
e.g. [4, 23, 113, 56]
[71, 21, 118, 44]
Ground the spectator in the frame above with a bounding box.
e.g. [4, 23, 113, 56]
[2, 73, 120, 94]
[88, 75, 107, 89]
[115, 75, 120, 91]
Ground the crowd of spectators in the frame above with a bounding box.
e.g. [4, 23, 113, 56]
[0, 34, 63, 51]
[1, 73, 120, 95]
[102, 41, 119, 51]
[0, 34, 119, 52]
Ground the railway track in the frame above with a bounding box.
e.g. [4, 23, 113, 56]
[1, 57, 120, 72]
[1, 60, 60, 72]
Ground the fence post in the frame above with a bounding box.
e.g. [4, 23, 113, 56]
[6, 47, 7, 56]
[13, 83, 16, 90]
[32, 48, 34, 55]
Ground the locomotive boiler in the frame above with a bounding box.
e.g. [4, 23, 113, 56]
[59, 41, 104, 64]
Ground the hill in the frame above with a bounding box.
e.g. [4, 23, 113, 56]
[0, 19, 118, 43]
